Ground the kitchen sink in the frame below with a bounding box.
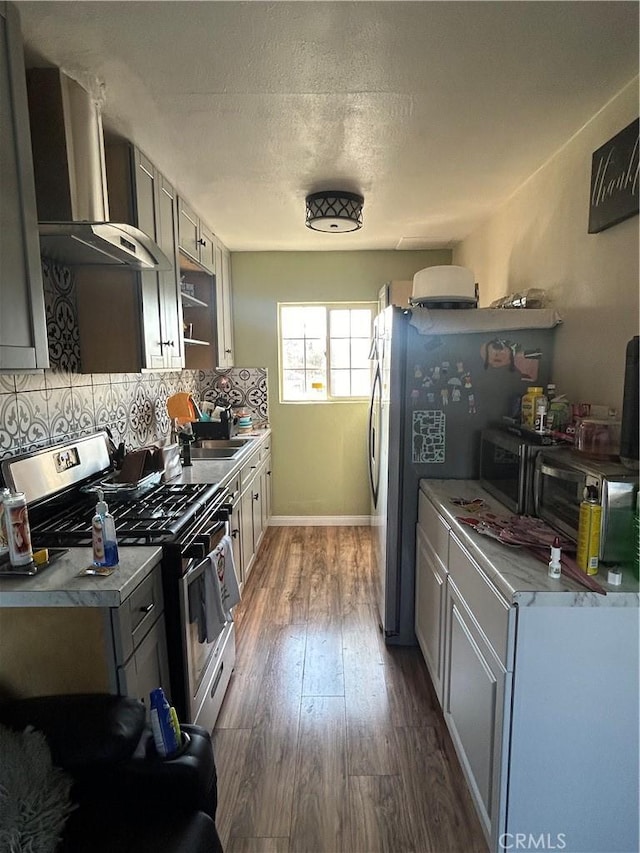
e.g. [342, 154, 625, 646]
[189, 437, 254, 460]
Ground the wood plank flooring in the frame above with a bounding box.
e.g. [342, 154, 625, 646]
[213, 526, 487, 853]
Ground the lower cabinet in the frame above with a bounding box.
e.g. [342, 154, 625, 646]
[443, 576, 510, 844]
[235, 438, 272, 586]
[0, 560, 172, 711]
[414, 523, 447, 702]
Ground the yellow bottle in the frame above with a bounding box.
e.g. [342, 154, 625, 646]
[521, 386, 544, 427]
[576, 487, 602, 575]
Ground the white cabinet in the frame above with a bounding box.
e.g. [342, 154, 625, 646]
[235, 438, 271, 585]
[214, 240, 235, 368]
[415, 491, 449, 702]
[0, 2, 49, 371]
[444, 573, 510, 845]
[178, 197, 215, 273]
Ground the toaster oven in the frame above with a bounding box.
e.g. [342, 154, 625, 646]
[534, 448, 638, 564]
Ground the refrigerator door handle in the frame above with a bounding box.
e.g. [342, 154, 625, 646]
[368, 363, 381, 506]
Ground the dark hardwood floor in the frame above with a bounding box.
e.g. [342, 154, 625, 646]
[213, 526, 487, 853]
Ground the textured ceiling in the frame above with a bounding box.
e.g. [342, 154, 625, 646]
[16, 1, 639, 252]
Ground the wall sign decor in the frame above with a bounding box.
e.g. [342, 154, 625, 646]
[588, 118, 639, 233]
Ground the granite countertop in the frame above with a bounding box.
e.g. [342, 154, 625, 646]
[0, 546, 162, 608]
[420, 479, 640, 608]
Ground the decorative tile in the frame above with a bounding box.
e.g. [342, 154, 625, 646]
[128, 383, 155, 446]
[42, 260, 81, 373]
[71, 385, 96, 435]
[45, 370, 73, 390]
[0, 375, 16, 393]
[0, 394, 21, 458]
[200, 367, 269, 423]
[69, 372, 92, 388]
[46, 387, 75, 443]
[91, 373, 111, 386]
[16, 390, 49, 452]
[14, 373, 46, 393]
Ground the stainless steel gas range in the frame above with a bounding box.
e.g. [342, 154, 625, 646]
[1, 432, 237, 731]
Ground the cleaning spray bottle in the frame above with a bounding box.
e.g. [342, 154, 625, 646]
[92, 489, 119, 567]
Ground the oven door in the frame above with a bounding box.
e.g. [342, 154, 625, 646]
[179, 521, 229, 708]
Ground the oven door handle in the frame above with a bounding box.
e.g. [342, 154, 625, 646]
[183, 542, 207, 562]
[538, 462, 584, 483]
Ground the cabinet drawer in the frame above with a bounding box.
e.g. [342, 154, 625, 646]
[448, 535, 510, 667]
[114, 567, 164, 664]
[240, 452, 261, 492]
[418, 490, 450, 570]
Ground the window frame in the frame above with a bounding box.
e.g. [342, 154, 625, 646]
[278, 301, 377, 404]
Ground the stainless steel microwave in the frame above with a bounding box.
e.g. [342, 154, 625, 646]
[479, 427, 550, 515]
[534, 448, 638, 564]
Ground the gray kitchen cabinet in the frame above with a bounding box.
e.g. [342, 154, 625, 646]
[0, 2, 49, 371]
[118, 614, 171, 713]
[178, 197, 215, 273]
[75, 143, 184, 372]
[236, 438, 271, 584]
[414, 495, 449, 702]
[214, 239, 235, 368]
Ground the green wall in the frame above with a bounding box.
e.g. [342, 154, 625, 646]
[231, 250, 451, 518]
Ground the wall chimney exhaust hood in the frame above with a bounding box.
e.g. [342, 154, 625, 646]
[26, 68, 170, 271]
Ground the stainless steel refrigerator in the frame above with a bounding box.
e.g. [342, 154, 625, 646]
[368, 306, 558, 644]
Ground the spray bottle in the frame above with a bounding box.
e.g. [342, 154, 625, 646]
[92, 489, 119, 567]
[576, 485, 601, 575]
[548, 536, 562, 579]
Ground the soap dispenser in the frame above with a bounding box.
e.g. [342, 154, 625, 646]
[92, 489, 119, 567]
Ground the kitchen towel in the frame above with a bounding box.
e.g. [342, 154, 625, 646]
[202, 534, 241, 642]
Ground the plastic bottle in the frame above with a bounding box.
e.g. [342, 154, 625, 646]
[521, 386, 545, 427]
[149, 688, 179, 757]
[548, 536, 562, 578]
[4, 492, 33, 567]
[534, 398, 548, 434]
[576, 485, 602, 575]
[0, 488, 11, 557]
[92, 489, 119, 567]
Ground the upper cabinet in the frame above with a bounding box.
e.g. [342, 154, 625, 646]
[0, 2, 49, 370]
[75, 142, 184, 372]
[178, 198, 215, 274]
[215, 240, 235, 369]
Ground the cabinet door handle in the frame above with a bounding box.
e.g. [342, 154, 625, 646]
[225, 349, 232, 354]
[253, 492, 259, 501]
[198, 238, 207, 247]
[139, 602, 154, 614]
[161, 340, 175, 347]
[231, 528, 239, 538]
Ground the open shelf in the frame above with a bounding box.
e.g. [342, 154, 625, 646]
[181, 290, 209, 309]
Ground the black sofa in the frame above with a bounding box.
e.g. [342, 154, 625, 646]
[0, 693, 224, 853]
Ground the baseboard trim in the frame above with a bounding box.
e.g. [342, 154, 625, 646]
[269, 516, 372, 527]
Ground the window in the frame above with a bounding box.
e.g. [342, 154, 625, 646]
[279, 302, 375, 402]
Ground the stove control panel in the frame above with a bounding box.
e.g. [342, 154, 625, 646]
[53, 447, 81, 473]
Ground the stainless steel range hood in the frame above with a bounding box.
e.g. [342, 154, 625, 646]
[26, 68, 170, 271]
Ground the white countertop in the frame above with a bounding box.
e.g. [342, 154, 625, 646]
[0, 546, 162, 608]
[420, 479, 639, 607]
[168, 429, 270, 488]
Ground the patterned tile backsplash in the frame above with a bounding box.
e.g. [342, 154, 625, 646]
[0, 260, 268, 463]
[0, 367, 269, 462]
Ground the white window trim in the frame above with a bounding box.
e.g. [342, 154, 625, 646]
[278, 301, 377, 404]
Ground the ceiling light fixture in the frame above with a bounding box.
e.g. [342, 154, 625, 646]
[305, 190, 364, 233]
